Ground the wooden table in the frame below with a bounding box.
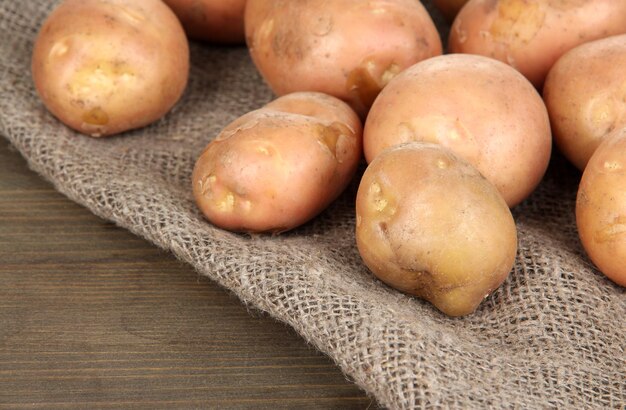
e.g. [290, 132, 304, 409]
[0, 141, 376, 409]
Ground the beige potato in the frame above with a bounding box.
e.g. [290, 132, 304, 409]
[192, 92, 362, 233]
[356, 142, 517, 317]
[449, 0, 626, 87]
[576, 128, 626, 287]
[364, 54, 551, 207]
[433, 0, 469, 21]
[31, 0, 189, 137]
[162, 0, 246, 43]
[544, 35, 626, 170]
[245, 0, 442, 116]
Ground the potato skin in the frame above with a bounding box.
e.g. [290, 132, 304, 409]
[576, 129, 626, 287]
[364, 54, 551, 207]
[449, 0, 626, 87]
[31, 0, 189, 137]
[192, 92, 362, 233]
[245, 0, 442, 116]
[544, 35, 626, 170]
[162, 0, 246, 43]
[356, 142, 517, 316]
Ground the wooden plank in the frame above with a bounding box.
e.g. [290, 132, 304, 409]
[0, 141, 377, 409]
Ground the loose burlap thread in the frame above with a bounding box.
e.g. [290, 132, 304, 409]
[1, 1, 624, 408]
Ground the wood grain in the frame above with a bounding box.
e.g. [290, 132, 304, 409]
[0, 141, 377, 409]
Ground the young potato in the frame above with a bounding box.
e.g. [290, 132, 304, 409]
[356, 142, 517, 317]
[162, 0, 246, 43]
[31, 0, 189, 137]
[245, 0, 442, 116]
[433, 0, 469, 21]
[544, 35, 626, 170]
[449, 0, 626, 87]
[364, 54, 551, 207]
[192, 92, 362, 233]
[576, 129, 626, 287]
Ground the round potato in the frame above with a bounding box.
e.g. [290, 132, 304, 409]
[449, 0, 626, 87]
[576, 129, 626, 287]
[162, 0, 246, 43]
[433, 0, 469, 21]
[364, 54, 551, 207]
[245, 0, 442, 116]
[192, 92, 362, 233]
[32, 0, 189, 137]
[544, 34, 626, 170]
[356, 142, 517, 317]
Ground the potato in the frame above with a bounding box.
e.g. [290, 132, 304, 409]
[449, 0, 626, 87]
[576, 129, 626, 287]
[364, 54, 551, 207]
[433, 0, 469, 21]
[245, 0, 442, 116]
[31, 0, 189, 137]
[356, 142, 517, 316]
[544, 35, 626, 170]
[162, 0, 246, 43]
[192, 92, 362, 233]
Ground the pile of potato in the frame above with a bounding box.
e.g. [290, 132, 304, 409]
[31, 0, 626, 316]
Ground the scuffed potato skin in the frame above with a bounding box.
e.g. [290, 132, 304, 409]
[245, 0, 442, 116]
[162, 0, 246, 43]
[192, 92, 362, 233]
[449, 0, 626, 87]
[356, 143, 517, 317]
[32, 0, 189, 137]
[544, 35, 626, 171]
[576, 129, 626, 287]
[364, 54, 551, 207]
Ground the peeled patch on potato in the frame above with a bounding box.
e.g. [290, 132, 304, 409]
[192, 92, 362, 233]
[364, 54, 551, 207]
[244, 0, 442, 116]
[356, 142, 517, 317]
[162, 0, 246, 43]
[544, 34, 626, 170]
[31, 0, 189, 137]
[449, 0, 626, 87]
[576, 129, 626, 287]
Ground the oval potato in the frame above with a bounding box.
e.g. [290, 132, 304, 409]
[356, 142, 517, 316]
[162, 0, 246, 43]
[245, 0, 442, 116]
[364, 54, 551, 207]
[576, 128, 626, 287]
[449, 0, 626, 87]
[192, 92, 362, 233]
[544, 34, 626, 170]
[31, 0, 189, 137]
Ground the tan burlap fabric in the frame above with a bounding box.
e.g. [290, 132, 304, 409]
[1, 1, 624, 408]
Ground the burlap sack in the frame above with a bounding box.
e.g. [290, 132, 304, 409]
[1, 1, 624, 408]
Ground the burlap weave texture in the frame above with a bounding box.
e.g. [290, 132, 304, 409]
[0, 1, 624, 408]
